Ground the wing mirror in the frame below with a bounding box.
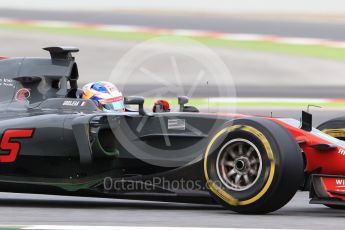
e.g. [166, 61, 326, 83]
[178, 96, 199, 112]
[301, 110, 312, 132]
[301, 105, 322, 132]
[124, 96, 147, 116]
[178, 96, 189, 112]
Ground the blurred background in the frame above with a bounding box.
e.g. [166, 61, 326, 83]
[0, 0, 345, 123]
[0, 1, 345, 228]
[0, 0, 345, 122]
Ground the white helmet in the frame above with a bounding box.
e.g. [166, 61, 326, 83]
[82, 81, 125, 112]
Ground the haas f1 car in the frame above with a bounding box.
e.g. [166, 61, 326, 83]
[0, 47, 344, 214]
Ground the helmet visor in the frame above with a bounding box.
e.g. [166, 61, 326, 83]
[103, 100, 124, 112]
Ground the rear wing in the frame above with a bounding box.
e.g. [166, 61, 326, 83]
[0, 46, 80, 103]
[43, 46, 79, 60]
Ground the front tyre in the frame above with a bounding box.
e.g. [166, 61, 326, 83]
[204, 118, 304, 214]
[317, 117, 345, 141]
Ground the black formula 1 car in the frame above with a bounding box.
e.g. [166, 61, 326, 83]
[1, 47, 345, 214]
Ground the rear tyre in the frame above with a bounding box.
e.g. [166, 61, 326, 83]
[204, 118, 304, 214]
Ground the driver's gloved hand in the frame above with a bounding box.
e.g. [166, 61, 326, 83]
[153, 100, 170, 112]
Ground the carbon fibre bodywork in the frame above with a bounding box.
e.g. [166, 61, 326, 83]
[1, 47, 345, 212]
[0, 96, 232, 204]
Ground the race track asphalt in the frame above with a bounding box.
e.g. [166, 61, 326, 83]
[0, 191, 343, 229]
[1, 9, 345, 40]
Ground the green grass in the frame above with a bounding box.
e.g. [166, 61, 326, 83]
[144, 98, 345, 108]
[0, 23, 345, 60]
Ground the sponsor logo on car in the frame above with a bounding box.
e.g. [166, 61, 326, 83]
[0, 77, 15, 88]
[15, 88, 31, 102]
[168, 119, 186, 130]
[62, 101, 80, 106]
[335, 179, 345, 188]
[339, 148, 345, 156]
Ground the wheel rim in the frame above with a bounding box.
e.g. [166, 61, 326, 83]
[216, 138, 263, 191]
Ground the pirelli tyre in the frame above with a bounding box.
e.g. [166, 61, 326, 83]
[317, 117, 345, 141]
[204, 118, 304, 214]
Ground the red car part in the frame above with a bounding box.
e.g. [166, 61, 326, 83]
[212, 111, 345, 205]
[273, 117, 345, 205]
[311, 175, 345, 205]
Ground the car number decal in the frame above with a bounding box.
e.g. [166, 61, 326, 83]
[0, 129, 35, 162]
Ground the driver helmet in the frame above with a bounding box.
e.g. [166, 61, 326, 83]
[82, 81, 125, 112]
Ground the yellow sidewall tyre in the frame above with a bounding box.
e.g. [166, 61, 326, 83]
[317, 117, 345, 141]
[204, 118, 304, 214]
